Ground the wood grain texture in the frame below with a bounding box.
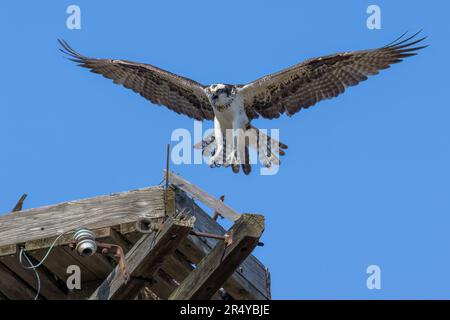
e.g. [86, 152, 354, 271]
[175, 190, 268, 300]
[0, 187, 168, 248]
[0, 262, 38, 300]
[165, 170, 240, 221]
[119, 229, 180, 299]
[29, 246, 98, 283]
[169, 214, 264, 300]
[89, 215, 195, 300]
[0, 253, 66, 300]
[0, 245, 16, 256]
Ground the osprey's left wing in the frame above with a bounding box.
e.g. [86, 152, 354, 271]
[59, 39, 214, 121]
[240, 32, 427, 120]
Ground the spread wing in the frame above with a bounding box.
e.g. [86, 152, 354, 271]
[59, 39, 214, 121]
[240, 32, 428, 120]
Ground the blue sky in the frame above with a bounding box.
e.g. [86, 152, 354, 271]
[0, 1, 449, 299]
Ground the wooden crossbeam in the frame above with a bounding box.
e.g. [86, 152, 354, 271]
[0, 187, 169, 249]
[0, 254, 66, 300]
[164, 170, 240, 221]
[175, 191, 268, 300]
[0, 262, 38, 300]
[169, 214, 264, 300]
[89, 215, 195, 300]
[98, 229, 179, 300]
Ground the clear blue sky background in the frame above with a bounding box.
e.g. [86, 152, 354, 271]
[0, 1, 448, 299]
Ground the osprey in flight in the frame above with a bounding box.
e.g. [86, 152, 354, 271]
[59, 32, 426, 175]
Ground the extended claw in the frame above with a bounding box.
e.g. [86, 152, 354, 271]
[208, 150, 224, 168]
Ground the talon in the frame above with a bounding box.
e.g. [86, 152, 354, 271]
[208, 149, 224, 168]
[225, 149, 239, 167]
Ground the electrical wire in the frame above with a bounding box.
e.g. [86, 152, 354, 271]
[20, 251, 41, 300]
[19, 230, 72, 300]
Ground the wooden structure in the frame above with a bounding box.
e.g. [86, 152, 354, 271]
[0, 171, 269, 300]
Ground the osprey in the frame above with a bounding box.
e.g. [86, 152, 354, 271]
[59, 32, 426, 175]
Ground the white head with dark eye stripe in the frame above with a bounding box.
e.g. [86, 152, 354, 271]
[206, 83, 236, 108]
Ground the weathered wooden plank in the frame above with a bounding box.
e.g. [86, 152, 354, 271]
[169, 214, 264, 300]
[161, 251, 223, 300]
[29, 247, 98, 283]
[65, 280, 104, 300]
[89, 216, 195, 300]
[61, 246, 113, 279]
[114, 230, 179, 299]
[119, 222, 137, 236]
[161, 250, 193, 284]
[181, 233, 267, 300]
[0, 262, 38, 300]
[119, 233, 222, 300]
[175, 191, 268, 300]
[108, 229, 176, 299]
[0, 244, 16, 257]
[108, 228, 133, 251]
[0, 253, 66, 300]
[164, 170, 240, 221]
[153, 268, 180, 298]
[0, 187, 169, 248]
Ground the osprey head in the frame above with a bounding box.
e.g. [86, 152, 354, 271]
[206, 84, 236, 108]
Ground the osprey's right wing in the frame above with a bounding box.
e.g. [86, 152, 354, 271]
[59, 39, 214, 121]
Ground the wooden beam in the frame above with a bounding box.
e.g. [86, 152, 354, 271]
[65, 280, 104, 300]
[169, 214, 264, 300]
[164, 170, 240, 221]
[0, 262, 38, 300]
[89, 215, 195, 300]
[111, 229, 180, 299]
[161, 250, 193, 284]
[0, 254, 67, 300]
[0, 186, 171, 249]
[161, 251, 223, 300]
[0, 244, 16, 256]
[29, 246, 98, 283]
[175, 190, 268, 300]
